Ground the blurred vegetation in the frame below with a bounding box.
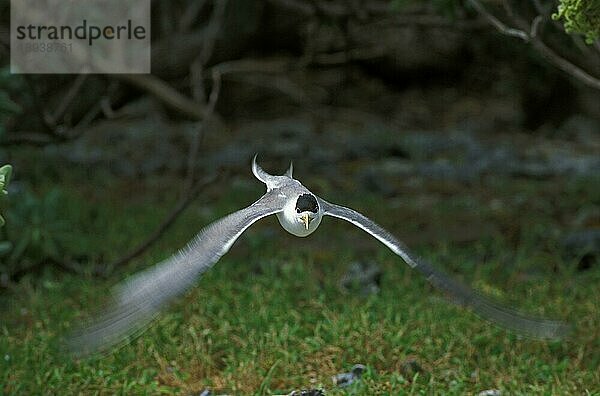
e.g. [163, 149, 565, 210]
[1, 174, 599, 394]
[0, 164, 11, 263]
[1, 188, 72, 279]
[0, 164, 10, 227]
[554, 0, 600, 43]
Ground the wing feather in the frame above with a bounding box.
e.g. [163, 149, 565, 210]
[69, 192, 283, 355]
[320, 199, 570, 339]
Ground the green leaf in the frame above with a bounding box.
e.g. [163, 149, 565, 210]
[553, 0, 600, 43]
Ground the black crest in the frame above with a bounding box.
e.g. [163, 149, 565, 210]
[296, 193, 318, 213]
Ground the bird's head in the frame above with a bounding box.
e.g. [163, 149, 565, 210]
[278, 192, 322, 237]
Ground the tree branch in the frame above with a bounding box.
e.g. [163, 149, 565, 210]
[105, 172, 221, 272]
[46, 74, 88, 127]
[179, 0, 210, 32]
[468, 0, 529, 41]
[2, 90, 104, 147]
[114, 74, 208, 120]
[106, 2, 227, 272]
[468, 0, 600, 90]
[530, 31, 600, 90]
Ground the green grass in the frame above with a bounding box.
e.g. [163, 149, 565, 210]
[1, 173, 599, 395]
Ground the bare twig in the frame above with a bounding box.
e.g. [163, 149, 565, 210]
[184, 70, 221, 192]
[105, 119, 220, 273]
[185, 0, 226, 191]
[206, 70, 223, 112]
[105, 173, 221, 271]
[100, 97, 115, 119]
[530, 34, 600, 90]
[189, 0, 228, 103]
[179, 0, 210, 32]
[468, 0, 600, 90]
[207, 56, 324, 103]
[107, 1, 227, 272]
[468, 0, 529, 41]
[47, 74, 88, 127]
[115, 74, 208, 120]
[207, 56, 311, 103]
[3, 87, 104, 147]
[117, 0, 224, 123]
[16, 74, 108, 144]
[199, 0, 228, 66]
[530, 15, 543, 39]
[183, 126, 203, 193]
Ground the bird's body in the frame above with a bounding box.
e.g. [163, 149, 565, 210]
[70, 156, 569, 355]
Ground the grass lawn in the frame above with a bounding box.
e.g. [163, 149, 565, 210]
[1, 171, 599, 395]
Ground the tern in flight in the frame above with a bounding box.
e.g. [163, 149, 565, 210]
[70, 156, 569, 355]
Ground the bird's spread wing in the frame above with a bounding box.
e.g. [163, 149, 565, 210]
[69, 192, 284, 355]
[320, 199, 570, 339]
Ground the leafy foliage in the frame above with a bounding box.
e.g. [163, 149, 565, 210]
[0, 165, 11, 257]
[553, 0, 600, 43]
[391, 0, 600, 44]
[1, 188, 70, 276]
[0, 164, 11, 226]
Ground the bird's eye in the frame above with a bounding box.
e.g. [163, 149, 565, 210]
[296, 208, 301, 213]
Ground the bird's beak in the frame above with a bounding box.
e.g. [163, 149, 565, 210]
[301, 213, 310, 230]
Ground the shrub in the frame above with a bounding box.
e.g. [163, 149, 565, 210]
[553, 0, 600, 43]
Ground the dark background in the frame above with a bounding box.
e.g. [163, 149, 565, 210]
[1, 0, 598, 280]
